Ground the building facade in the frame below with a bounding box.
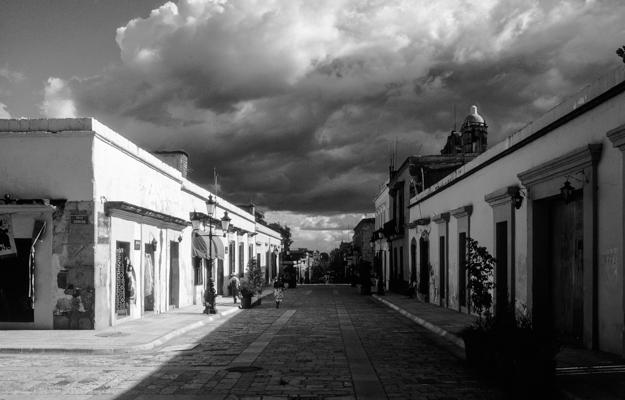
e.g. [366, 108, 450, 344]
[0, 118, 282, 330]
[352, 217, 375, 267]
[407, 67, 625, 357]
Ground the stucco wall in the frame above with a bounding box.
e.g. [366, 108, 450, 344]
[0, 131, 94, 201]
[410, 89, 625, 354]
[51, 201, 96, 330]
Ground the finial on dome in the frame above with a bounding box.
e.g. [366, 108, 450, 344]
[465, 105, 484, 124]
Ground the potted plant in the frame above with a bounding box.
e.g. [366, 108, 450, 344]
[247, 258, 264, 305]
[239, 277, 255, 309]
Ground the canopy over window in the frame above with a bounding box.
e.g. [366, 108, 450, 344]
[192, 233, 225, 260]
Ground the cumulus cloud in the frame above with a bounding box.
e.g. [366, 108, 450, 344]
[0, 102, 11, 118]
[40, 0, 625, 244]
[41, 77, 76, 117]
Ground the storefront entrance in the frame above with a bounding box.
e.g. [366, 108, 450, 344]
[0, 239, 34, 322]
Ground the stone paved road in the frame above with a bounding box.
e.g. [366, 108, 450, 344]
[0, 285, 510, 399]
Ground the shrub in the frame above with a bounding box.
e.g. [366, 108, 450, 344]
[247, 258, 264, 294]
[465, 237, 495, 321]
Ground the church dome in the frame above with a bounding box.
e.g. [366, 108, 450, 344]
[464, 105, 485, 124]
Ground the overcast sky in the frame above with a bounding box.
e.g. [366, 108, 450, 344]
[1, 0, 624, 251]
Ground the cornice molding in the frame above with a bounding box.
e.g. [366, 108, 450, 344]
[607, 124, 625, 150]
[518, 143, 602, 187]
[451, 205, 473, 219]
[485, 186, 517, 207]
[432, 212, 450, 224]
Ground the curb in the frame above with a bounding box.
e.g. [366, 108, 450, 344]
[371, 294, 465, 350]
[0, 306, 241, 355]
[0, 291, 277, 355]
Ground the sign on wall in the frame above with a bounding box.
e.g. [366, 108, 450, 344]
[0, 214, 17, 257]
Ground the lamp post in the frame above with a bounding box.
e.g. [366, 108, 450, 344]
[192, 196, 232, 315]
[203, 195, 217, 314]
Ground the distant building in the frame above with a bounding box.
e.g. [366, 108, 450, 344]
[382, 106, 488, 292]
[352, 218, 375, 267]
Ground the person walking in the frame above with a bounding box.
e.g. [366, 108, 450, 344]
[228, 274, 240, 304]
[273, 277, 285, 308]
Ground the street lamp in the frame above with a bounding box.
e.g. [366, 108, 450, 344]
[203, 195, 217, 314]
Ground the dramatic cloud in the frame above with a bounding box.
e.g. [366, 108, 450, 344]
[37, 0, 625, 248]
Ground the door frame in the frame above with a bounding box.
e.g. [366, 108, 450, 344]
[519, 143, 601, 349]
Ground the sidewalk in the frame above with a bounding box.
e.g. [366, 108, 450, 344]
[372, 291, 625, 400]
[0, 288, 274, 354]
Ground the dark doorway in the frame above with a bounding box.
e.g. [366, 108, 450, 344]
[439, 236, 445, 306]
[169, 241, 179, 308]
[217, 259, 224, 295]
[548, 192, 584, 346]
[0, 239, 34, 322]
[459, 232, 467, 309]
[410, 238, 417, 282]
[495, 221, 508, 316]
[419, 237, 429, 302]
[144, 242, 155, 312]
[229, 242, 235, 275]
[116, 241, 131, 317]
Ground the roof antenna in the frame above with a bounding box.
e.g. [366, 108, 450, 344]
[453, 104, 457, 131]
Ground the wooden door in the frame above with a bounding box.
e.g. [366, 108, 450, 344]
[169, 241, 179, 308]
[495, 221, 508, 315]
[549, 193, 584, 345]
[419, 238, 429, 301]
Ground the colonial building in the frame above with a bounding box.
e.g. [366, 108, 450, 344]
[0, 118, 282, 330]
[352, 217, 375, 267]
[408, 66, 625, 357]
[382, 106, 488, 292]
[373, 181, 390, 290]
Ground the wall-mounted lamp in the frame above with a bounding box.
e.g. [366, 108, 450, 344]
[560, 180, 575, 204]
[220, 211, 231, 237]
[420, 228, 430, 242]
[513, 187, 527, 210]
[151, 238, 158, 251]
[560, 172, 587, 204]
[177, 235, 183, 243]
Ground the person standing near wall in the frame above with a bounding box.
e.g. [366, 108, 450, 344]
[228, 274, 240, 304]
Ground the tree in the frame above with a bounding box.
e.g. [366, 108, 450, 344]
[268, 222, 293, 250]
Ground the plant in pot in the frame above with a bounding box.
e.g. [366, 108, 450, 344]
[247, 258, 264, 305]
[239, 277, 255, 309]
[460, 237, 496, 371]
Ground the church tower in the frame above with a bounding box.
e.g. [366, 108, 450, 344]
[441, 105, 488, 155]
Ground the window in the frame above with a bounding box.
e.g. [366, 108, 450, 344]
[239, 243, 244, 271]
[459, 232, 466, 307]
[193, 257, 203, 285]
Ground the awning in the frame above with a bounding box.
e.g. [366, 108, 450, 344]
[192, 233, 225, 260]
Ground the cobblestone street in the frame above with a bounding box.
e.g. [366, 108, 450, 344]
[0, 285, 509, 399]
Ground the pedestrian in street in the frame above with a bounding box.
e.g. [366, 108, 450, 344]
[273, 277, 285, 308]
[228, 274, 240, 304]
[407, 279, 417, 299]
